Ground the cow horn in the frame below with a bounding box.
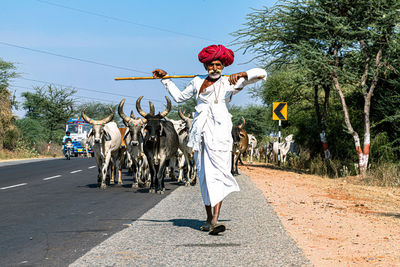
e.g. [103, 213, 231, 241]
[159, 96, 171, 117]
[100, 107, 114, 124]
[149, 101, 155, 116]
[118, 99, 131, 124]
[136, 96, 148, 117]
[178, 107, 188, 121]
[81, 108, 96, 124]
[130, 110, 136, 119]
[239, 117, 246, 129]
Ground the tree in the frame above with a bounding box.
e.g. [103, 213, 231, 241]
[21, 85, 76, 143]
[229, 104, 273, 141]
[369, 43, 400, 161]
[253, 63, 358, 162]
[168, 98, 197, 121]
[234, 0, 400, 174]
[0, 58, 18, 150]
[16, 118, 47, 146]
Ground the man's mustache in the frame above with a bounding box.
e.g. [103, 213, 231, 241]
[208, 69, 222, 74]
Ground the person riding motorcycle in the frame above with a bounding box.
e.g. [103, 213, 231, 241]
[62, 131, 73, 155]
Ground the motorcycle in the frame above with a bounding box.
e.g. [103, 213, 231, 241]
[64, 138, 73, 160]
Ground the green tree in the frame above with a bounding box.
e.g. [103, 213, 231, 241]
[255, 65, 358, 161]
[0, 58, 18, 150]
[369, 43, 400, 160]
[229, 104, 273, 141]
[16, 118, 47, 146]
[234, 0, 400, 174]
[168, 98, 197, 121]
[21, 85, 76, 143]
[76, 102, 121, 126]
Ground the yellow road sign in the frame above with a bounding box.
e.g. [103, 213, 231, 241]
[272, 102, 287, 120]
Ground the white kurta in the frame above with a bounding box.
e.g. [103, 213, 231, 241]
[161, 68, 267, 207]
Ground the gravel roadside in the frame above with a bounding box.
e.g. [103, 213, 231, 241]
[70, 174, 310, 267]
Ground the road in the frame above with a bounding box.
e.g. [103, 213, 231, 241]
[0, 157, 179, 267]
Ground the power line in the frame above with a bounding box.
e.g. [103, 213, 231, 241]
[35, 0, 218, 43]
[10, 85, 161, 111]
[16, 77, 164, 103]
[0, 41, 148, 74]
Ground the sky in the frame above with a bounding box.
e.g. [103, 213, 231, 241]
[1, 0, 275, 118]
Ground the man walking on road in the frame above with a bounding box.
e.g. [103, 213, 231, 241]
[152, 44, 266, 235]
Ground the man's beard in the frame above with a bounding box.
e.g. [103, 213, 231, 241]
[208, 69, 222, 79]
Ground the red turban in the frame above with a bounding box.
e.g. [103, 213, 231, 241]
[198, 44, 234, 67]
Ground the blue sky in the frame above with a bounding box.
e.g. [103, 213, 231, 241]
[1, 0, 274, 118]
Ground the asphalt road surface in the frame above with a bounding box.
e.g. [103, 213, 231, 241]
[0, 157, 179, 266]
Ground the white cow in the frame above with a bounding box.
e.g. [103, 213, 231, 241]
[273, 134, 294, 163]
[177, 108, 197, 185]
[247, 134, 258, 163]
[82, 108, 122, 189]
[166, 108, 196, 186]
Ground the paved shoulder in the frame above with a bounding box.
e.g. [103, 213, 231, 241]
[70, 174, 310, 267]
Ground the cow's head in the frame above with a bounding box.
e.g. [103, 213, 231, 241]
[118, 98, 146, 146]
[136, 96, 171, 143]
[81, 107, 114, 144]
[178, 107, 193, 131]
[232, 117, 246, 146]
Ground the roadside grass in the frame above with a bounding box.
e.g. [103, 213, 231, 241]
[0, 141, 63, 160]
[364, 163, 400, 187]
[252, 150, 400, 188]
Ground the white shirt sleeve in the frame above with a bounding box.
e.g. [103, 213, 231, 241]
[233, 68, 267, 90]
[161, 78, 196, 103]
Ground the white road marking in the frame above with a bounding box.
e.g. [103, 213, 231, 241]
[43, 175, 62, 181]
[88, 166, 96, 169]
[1, 183, 28, 190]
[70, 170, 82, 174]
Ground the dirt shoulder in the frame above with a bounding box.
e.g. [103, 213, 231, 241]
[240, 163, 400, 267]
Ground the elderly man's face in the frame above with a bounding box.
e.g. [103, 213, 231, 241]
[205, 60, 224, 79]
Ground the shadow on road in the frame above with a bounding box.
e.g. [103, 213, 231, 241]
[136, 218, 231, 231]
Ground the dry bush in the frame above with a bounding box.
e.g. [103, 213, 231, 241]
[36, 142, 63, 157]
[309, 154, 329, 176]
[0, 140, 39, 160]
[364, 163, 400, 187]
[308, 154, 357, 178]
[0, 140, 63, 160]
[287, 148, 311, 170]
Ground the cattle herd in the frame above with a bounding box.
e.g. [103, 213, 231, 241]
[81, 96, 300, 193]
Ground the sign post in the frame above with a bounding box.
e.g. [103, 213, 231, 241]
[272, 102, 287, 166]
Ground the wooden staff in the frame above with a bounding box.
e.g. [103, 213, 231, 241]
[114, 75, 265, 81]
[115, 75, 220, 81]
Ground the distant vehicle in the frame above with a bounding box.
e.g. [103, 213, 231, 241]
[65, 118, 93, 157]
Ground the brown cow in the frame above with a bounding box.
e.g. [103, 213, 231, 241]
[231, 117, 248, 175]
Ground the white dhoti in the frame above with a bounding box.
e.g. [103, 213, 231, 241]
[195, 141, 240, 207]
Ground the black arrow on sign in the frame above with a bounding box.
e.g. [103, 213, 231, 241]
[274, 103, 286, 120]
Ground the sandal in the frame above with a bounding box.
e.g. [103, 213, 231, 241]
[209, 223, 226, 235]
[200, 222, 211, 231]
